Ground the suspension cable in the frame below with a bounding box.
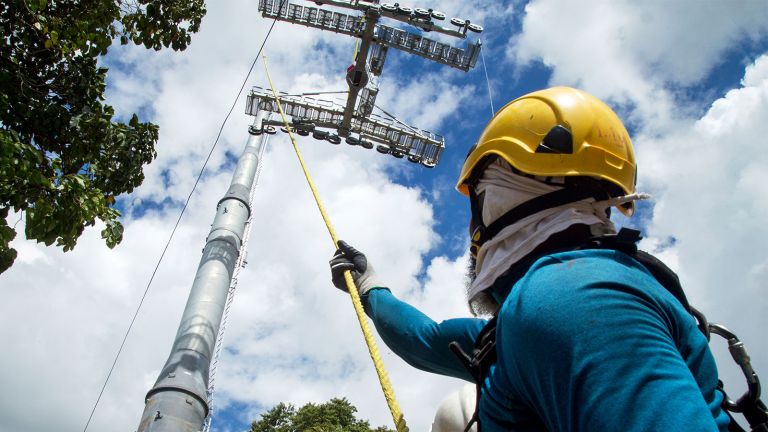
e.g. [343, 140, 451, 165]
[480, 39, 495, 117]
[262, 54, 409, 432]
[373, 103, 428, 138]
[82, 2, 287, 430]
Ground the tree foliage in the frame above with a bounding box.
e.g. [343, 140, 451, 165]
[0, 0, 206, 273]
[251, 398, 394, 432]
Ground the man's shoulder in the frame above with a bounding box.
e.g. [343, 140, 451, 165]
[521, 248, 661, 289]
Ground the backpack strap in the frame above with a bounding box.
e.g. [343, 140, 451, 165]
[581, 228, 692, 312]
[582, 228, 768, 431]
[449, 316, 498, 432]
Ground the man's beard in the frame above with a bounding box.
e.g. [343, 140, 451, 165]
[465, 254, 500, 316]
[465, 255, 477, 292]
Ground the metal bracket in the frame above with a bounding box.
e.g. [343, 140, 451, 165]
[254, 0, 482, 167]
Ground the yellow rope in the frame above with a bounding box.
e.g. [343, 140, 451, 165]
[352, 15, 364, 62]
[262, 55, 409, 432]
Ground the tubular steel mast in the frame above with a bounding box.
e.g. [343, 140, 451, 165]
[136, 113, 269, 432]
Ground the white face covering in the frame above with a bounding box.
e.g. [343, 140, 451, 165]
[467, 160, 626, 315]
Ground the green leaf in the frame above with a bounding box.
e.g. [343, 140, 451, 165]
[0, 245, 17, 274]
[101, 221, 124, 248]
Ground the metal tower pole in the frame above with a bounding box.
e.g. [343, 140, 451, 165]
[339, 9, 378, 137]
[137, 111, 267, 432]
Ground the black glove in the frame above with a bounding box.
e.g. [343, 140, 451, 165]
[329, 240, 381, 295]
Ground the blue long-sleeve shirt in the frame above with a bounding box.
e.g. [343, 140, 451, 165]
[362, 249, 729, 431]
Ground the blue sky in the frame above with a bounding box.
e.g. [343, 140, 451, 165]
[2, 1, 768, 431]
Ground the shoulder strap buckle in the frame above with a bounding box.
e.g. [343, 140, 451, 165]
[448, 317, 499, 432]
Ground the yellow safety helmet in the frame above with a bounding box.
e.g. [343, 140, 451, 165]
[457, 86, 637, 216]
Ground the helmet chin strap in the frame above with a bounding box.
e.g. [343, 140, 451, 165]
[469, 183, 603, 258]
[593, 193, 652, 213]
[469, 186, 652, 260]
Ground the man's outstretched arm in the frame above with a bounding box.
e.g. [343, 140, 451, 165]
[330, 240, 486, 381]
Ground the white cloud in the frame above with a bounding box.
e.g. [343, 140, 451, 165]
[744, 55, 768, 87]
[637, 55, 768, 391]
[3, 1, 768, 432]
[510, 0, 768, 130]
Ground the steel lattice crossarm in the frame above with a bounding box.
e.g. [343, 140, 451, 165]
[258, 0, 482, 71]
[259, 0, 362, 37]
[255, 0, 481, 167]
[373, 24, 480, 72]
[246, 87, 444, 168]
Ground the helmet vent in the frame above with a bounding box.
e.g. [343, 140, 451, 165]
[536, 125, 573, 154]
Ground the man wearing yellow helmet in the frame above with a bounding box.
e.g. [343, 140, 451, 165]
[330, 87, 729, 431]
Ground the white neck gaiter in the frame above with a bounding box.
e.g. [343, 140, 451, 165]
[468, 160, 619, 315]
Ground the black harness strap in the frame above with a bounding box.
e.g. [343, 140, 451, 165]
[468, 181, 610, 261]
[448, 316, 498, 432]
[579, 228, 692, 312]
[465, 155, 613, 258]
[480, 186, 599, 245]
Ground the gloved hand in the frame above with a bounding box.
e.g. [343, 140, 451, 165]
[329, 240, 382, 296]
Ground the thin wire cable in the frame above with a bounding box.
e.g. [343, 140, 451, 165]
[262, 54, 408, 432]
[373, 104, 428, 138]
[81, 3, 287, 430]
[480, 39, 495, 117]
[281, 90, 349, 97]
[12, 211, 23, 229]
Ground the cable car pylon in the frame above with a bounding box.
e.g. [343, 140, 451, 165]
[136, 1, 483, 430]
[136, 113, 269, 432]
